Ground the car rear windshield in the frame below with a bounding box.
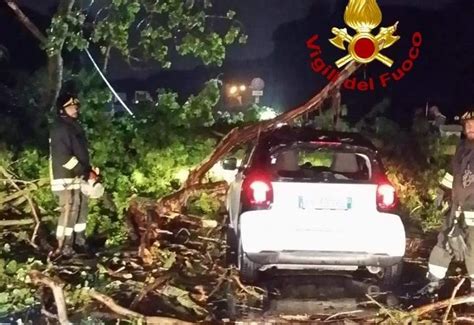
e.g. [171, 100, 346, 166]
[264, 142, 373, 182]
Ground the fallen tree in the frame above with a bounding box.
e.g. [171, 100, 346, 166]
[0, 166, 49, 249]
[178, 61, 358, 198]
[21, 219, 474, 324]
[126, 61, 360, 250]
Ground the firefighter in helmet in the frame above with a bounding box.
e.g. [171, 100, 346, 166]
[49, 93, 103, 257]
[424, 108, 474, 293]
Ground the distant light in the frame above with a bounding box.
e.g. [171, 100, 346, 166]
[240, 85, 247, 92]
[229, 86, 238, 95]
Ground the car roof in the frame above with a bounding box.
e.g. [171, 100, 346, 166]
[258, 126, 377, 151]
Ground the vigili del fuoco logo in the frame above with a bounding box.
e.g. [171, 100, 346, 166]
[307, 0, 422, 91]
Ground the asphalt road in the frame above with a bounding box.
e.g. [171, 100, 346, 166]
[228, 253, 473, 323]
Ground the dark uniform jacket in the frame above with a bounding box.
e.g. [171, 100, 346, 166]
[49, 116, 91, 192]
[434, 140, 474, 248]
[452, 139, 474, 211]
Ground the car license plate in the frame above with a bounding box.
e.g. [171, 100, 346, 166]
[298, 195, 352, 210]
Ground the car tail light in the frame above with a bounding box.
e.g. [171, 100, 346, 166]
[242, 172, 273, 209]
[376, 183, 397, 211]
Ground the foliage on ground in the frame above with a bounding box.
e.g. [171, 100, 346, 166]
[0, 212, 265, 322]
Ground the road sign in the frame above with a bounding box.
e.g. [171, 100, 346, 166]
[252, 90, 263, 96]
[250, 78, 265, 91]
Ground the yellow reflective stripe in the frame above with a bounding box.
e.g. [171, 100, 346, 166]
[51, 178, 82, 191]
[56, 226, 65, 238]
[74, 223, 87, 232]
[51, 178, 81, 186]
[63, 97, 80, 108]
[464, 211, 474, 226]
[462, 111, 474, 120]
[465, 211, 474, 218]
[440, 172, 453, 189]
[56, 226, 73, 237]
[52, 184, 81, 191]
[443, 173, 453, 182]
[62, 156, 79, 170]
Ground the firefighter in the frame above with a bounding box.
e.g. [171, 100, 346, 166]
[424, 108, 474, 293]
[428, 105, 447, 129]
[49, 93, 99, 257]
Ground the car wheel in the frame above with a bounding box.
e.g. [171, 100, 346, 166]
[380, 262, 403, 289]
[238, 239, 260, 284]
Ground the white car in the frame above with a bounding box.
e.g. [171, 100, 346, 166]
[224, 127, 406, 288]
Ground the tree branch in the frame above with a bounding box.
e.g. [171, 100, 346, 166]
[184, 61, 360, 187]
[412, 294, 474, 318]
[102, 45, 112, 74]
[129, 274, 171, 309]
[29, 271, 70, 325]
[0, 166, 42, 248]
[144, 61, 360, 228]
[46, 0, 76, 111]
[5, 0, 77, 111]
[0, 216, 53, 227]
[443, 277, 465, 323]
[3, 0, 47, 44]
[89, 290, 194, 325]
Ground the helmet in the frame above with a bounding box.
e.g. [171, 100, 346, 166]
[56, 92, 80, 116]
[460, 109, 474, 123]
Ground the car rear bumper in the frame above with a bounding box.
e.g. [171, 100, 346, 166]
[239, 210, 406, 258]
[246, 250, 403, 267]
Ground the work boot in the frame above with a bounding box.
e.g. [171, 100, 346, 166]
[73, 232, 91, 255]
[48, 236, 76, 261]
[61, 244, 76, 258]
[61, 236, 76, 257]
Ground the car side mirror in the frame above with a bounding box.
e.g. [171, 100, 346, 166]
[222, 157, 238, 170]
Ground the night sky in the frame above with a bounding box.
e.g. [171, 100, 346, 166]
[15, 0, 461, 65]
[2, 0, 474, 124]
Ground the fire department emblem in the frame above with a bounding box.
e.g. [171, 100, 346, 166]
[330, 0, 400, 68]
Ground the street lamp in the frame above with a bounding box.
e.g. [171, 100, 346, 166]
[229, 85, 238, 95]
[227, 83, 247, 106]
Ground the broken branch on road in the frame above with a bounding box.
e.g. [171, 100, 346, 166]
[29, 270, 70, 325]
[89, 289, 194, 325]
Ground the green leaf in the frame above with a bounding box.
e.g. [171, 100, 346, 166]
[0, 304, 11, 315]
[226, 10, 236, 19]
[0, 293, 9, 304]
[224, 26, 240, 45]
[161, 285, 207, 315]
[161, 251, 176, 270]
[5, 261, 17, 275]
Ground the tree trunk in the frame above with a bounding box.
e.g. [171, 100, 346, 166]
[45, 0, 75, 111]
[331, 87, 342, 130]
[185, 61, 359, 187]
[4, 0, 76, 111]
[103, 45, 112, 74]
[46, 54, 64, 111]
[150, 61, 360, 216]
[4, 0, 47, 43]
